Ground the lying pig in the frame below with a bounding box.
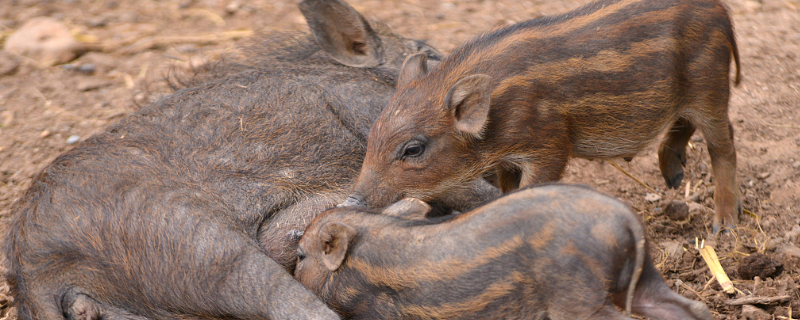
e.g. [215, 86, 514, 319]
[296, 184, 711, 320]
[346, 0, 743, 231]
[3, 0, 467, 319]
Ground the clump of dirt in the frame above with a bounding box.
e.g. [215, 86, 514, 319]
[738, 252, 784, 280]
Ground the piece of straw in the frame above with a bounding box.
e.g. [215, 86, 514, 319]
[698, 245, 735, 294]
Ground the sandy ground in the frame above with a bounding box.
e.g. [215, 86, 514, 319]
[1, 0, 798, 319]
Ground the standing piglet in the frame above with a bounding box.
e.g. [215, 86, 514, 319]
[296, 184, 711, 320]
[346, 0, 742, 231]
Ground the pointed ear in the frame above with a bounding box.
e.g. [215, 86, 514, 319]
[444, 74, 492, 137]
[382, 198, 432, 219]
[318, 222, 357, 271]
[398, 53, 428, 87]
[299, 0, 381, 67]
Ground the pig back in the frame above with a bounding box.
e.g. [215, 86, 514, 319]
[324, 184, 642, 319]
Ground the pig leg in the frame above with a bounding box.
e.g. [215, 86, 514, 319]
[658, 117, 696, 189]
[62, 290, 148, 320]
[497, 150, 569, 193]
[626, 261, 711, 320]
[496, 166, 522, 193]
[694, 116, 741, 231]
[518, 151, 569, 189]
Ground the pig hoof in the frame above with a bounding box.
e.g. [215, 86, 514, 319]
[664, 171, 683, 189]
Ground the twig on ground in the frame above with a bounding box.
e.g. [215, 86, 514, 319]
[725, 295, 791, 306]
[606, 160, 658, 194]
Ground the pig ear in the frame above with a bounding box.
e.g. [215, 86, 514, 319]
[299, 0, 382, 68]
[398, 53, 428, 87]
[382, 198, 432, 219]
[318, 222, 357, 271]
[444, 74, 492, 137]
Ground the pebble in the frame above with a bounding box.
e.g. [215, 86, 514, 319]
[40, 130, 51, 138]
[741, 304, 771, 320]
[226, 1, 241, 14]
[792, 161, 800, 169]
[4, 17, 85, 66]
[645, 193, 662, 202]
[63, 63, 96, 74]
[77, 79, 113, 92]
[66, 135, 81, 144]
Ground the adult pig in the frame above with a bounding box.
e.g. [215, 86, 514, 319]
[2, 0, 454, 319]
[296, 184, 711, 320]
[346, 0, 742, 231]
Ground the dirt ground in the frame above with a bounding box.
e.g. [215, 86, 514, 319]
[0, 0, 798, 319]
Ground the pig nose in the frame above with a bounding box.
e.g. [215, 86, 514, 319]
[338, 194, 366, 207]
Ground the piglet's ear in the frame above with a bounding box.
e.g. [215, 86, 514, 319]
[398, 53, 428, 87]
[318, 222, 357, 271]
[299, 0, 381, 68]
[382, 198, 431, 219]
[444, 74, 492, 137]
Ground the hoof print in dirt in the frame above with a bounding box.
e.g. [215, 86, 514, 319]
[737, 252, 783, 280]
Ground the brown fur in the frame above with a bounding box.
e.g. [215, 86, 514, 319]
[349, 0, 742, 230]
[296, 184, 712, 320]
[2, 0, 450, 319]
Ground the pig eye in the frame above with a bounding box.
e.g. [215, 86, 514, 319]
[401, 142, 425, 159]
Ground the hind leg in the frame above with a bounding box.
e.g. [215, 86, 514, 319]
[62, 290, 148, 320]
[698, 119, 742, 231]
[658, 117, 696, 189]
[628, 260, 711, 320]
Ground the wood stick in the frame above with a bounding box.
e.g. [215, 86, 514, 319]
[725, 295, 791, 306]
[606, 160, 658, 194]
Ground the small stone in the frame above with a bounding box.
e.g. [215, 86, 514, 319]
[66, 135, 81, 144]
[77, 64, 96, 74]
[744, 0, 763, 12]
[757, 172, 771, 180]
[645, 193, 662, 202]
[741, 304, 771, 320]
[664, 200, 690, 220]
[40, 130, 51, 138]
[86, 16, 109, 28]
[77, 79, 112, 92]
[4, 17, 86, 66]
[792, 161, 800, 169]
[226, 1, 241, 14]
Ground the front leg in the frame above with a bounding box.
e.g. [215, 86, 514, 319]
[497, 166, 522, 193]
[518, 151, 569, 188]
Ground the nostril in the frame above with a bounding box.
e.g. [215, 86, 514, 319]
[338, 194, 366, 207]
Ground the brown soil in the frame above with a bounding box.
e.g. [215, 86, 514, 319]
[1, 0, 798, 319]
